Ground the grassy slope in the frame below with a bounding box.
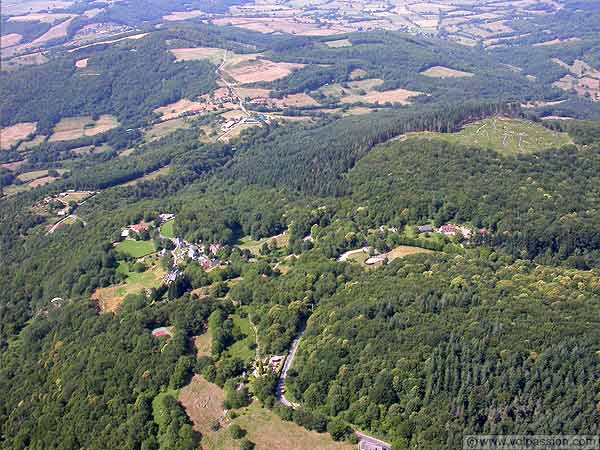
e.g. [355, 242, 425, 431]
[406, 117, 572, 155]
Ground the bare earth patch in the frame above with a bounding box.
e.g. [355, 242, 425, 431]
[421, 65, 474, 78]
[1, 33, 22, 48]
[1, 122, 37, 150]
[1, 160, 27, 171]
[75, 58, 88, 68]
[49, 115, 119, 142]
[533, 37, 581, 47]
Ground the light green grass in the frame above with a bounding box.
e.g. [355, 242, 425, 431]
[325, 38, 352, 48]
[160, 219, 175, 238]
[408, 117, 572, 155]
[116, 240, 156, 258]
[227, 314, 255, 362]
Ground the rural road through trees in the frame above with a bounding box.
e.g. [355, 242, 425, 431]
[275, 327, 391, 449]
[276, 327, 304, 407]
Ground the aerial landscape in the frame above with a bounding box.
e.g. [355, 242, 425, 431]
[0, 0, 599, 449]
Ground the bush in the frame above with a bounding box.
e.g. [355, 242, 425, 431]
[230, 423, 246, 439]
[240, 438, 255, 450]
[327, 418, 352, 441]
[133, 262, 147, 272]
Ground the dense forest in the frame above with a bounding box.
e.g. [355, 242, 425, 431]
[287, 255, 600, 448]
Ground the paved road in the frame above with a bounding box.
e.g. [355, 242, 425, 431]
[276, 327, 305, 407]
[355, 431, 391, 450]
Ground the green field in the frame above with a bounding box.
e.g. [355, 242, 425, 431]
[226, 315, 255, 362]
[160, 220, 176, 238]
[116, 239, 156, 258]
[408, 117, 572, 155]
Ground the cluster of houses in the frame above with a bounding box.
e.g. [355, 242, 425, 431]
[220, 114, 265, 132]
[39, 190, 96, 217]
[163, 238, 222, 284]
[121, 213, 175, 239]
[417, 223, 486, 240]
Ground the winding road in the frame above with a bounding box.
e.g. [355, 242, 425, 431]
[275, 327, 391, 449]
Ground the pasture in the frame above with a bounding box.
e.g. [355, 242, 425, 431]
[407, 117, 572, 155]
[160, 219, 175, 238]
[154, 98, 207, 121]
[115, 240, 156, 258]
[49, 115, 119, 142]
[1, 33, 22, 48]
[144, 118, 189, 141]
[163, 10, 204, 21]
[340, 87, 424, 105]
[385, 245, 434, 262]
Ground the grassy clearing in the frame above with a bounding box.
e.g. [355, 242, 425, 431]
[160, 219, 175, 238]
[115, 240, 156, 258]
[180, 376, 355, 450]
[325, 38, 352, 48]
[226, 315, 255, 362]
[238, 233, 289, 255]
[92, 260, 165, 312]
[385, 245, 434, 261]
[407, 117, 572, 155]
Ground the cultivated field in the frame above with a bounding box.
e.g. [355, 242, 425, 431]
[1, 33, 22, 48]
[48, 115, 119, 142]
[154, 99, 207, 121]
[2, 0, 73, 15]
[341, 87, 424, 105]
[1, 122, 37, 149]
[275, 93, 320, 108]
[224, 58, 304, 84]
[408, 117, 572, 155]
[421, 65, 474, 78]
[29, 16, 75, 46]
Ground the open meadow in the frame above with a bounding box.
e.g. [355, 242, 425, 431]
[406, 117, 572, 155]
